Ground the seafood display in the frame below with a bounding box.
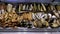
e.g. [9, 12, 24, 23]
[0, 3, 60, 29]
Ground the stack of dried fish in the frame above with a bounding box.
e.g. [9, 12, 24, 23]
[19, 3, 46, 11]
[0, 3, 60, 29]
[0, 4, 22, 28]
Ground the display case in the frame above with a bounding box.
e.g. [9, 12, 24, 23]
[0, 0, 60, 32]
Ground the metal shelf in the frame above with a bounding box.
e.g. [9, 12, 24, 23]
[51, 2, 60, 5]
[0, 0, 52, 3]
[0, 28, 60, 32]
[0, 0, 60, 5]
